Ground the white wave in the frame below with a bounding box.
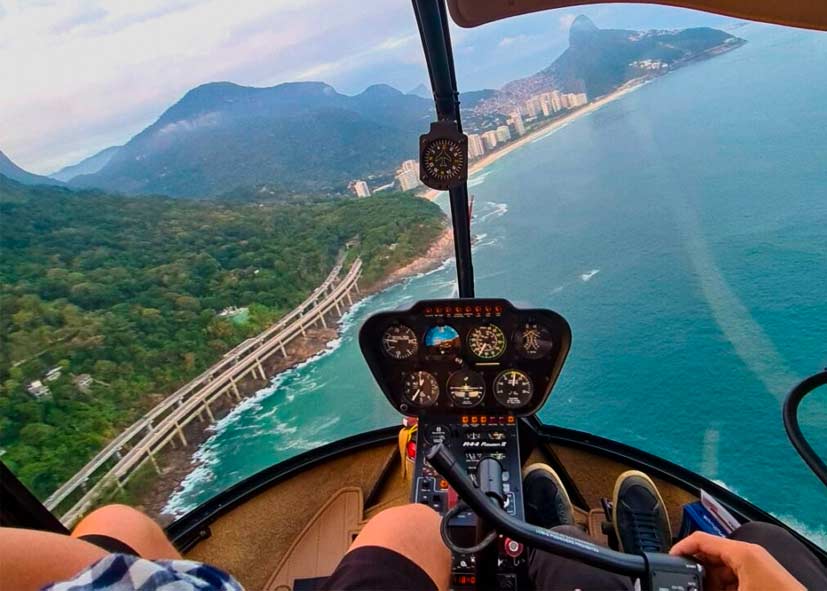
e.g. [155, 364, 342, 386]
[477, 202, 508, 222]
[468, 171, 491, 188]
[580, 269, 600, 282]
[550, 285, 565, 295]
[530, 121, 572, 144]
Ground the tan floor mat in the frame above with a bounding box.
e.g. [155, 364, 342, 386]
[265, 487, 364, 591]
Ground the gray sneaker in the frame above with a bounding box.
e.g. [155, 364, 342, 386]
[612, 470, 672, 554]
[522, 463, 575, 529]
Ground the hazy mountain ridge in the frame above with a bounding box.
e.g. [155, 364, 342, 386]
[70, 81, 434, 197]
[0, 150, 64, 187]
[51, 145, 121, 182]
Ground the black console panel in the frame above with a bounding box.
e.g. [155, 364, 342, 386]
[359, 299, 571, 417]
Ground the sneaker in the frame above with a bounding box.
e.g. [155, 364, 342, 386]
[522, 463, 575, 529]
[612, 470, 672, 554]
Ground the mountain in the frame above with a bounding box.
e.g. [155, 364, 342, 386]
[51, 145, 121, 182]
[407, 83, 431, 98]
[0, 150, 63, 187]
[71, 81, 433, 197]
[475, 16, 745, 114]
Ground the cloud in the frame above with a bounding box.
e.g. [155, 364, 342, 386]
[558, 13, 577, 31]
[0, 0, 427, 173]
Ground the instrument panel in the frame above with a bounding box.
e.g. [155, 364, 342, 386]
[359, 299, 571, 416]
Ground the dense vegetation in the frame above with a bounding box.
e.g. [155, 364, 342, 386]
[0, 175, 445, 498]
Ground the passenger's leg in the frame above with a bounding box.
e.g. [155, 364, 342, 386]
[729, 521, 827, 590]
[528, 525, 634, 591]
[0, 528, 109, 591]
[71, 504, 181, 560]
[323, 504, 451, 591]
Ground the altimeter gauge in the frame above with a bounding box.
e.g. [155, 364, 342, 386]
[382, 324, 418, 360]
[419, 121, 468, 191]
[468, 324, 506, 360]
[402, 371, 440, 407]
[493, 369, 534, 409]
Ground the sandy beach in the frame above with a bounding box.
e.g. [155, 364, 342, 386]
[421, 79, 647, 202]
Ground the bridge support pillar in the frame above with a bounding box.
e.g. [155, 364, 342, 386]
[176, 423, 187, 446]
[319, 314, 327, 328]
[279, 341, 287, 357]
[230, 379, 241, 400]
[346, 291, 353, 305]
[147, 449, 161, 474]
[299, 319, 306, 336]
[256, 359, 266, 380]
[334, 300, 342, 315]
[354, 281, 360, 294]
[203, 401, 215, 423]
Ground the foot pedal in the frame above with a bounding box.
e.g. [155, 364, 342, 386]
[600, 497, 620, 551]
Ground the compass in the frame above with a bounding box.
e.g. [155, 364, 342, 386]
[419, 121, 468, 190]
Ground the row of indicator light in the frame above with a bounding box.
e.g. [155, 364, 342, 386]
[424, 304, 504, 316]
[461, 415, 516, 425]
[453, 575, 477, 586]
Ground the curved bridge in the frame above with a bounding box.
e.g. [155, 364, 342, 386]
[47, 257, 362, 525]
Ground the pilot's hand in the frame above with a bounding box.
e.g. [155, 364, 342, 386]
[670, 532, 804, 591]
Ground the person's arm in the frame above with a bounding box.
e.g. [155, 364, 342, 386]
[670, 532, 805, 591]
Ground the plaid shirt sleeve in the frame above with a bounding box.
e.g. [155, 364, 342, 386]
[41, 554, 245, 591]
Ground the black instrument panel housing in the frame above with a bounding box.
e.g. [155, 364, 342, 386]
[359, 298, 571, 416]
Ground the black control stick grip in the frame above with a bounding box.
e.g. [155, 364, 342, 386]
[426, 442, 704, 590]
[477, 457, 505, 506]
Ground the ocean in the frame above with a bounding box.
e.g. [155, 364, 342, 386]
[166, 23, 827, 544]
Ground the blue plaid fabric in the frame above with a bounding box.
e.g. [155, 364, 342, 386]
[41, 554, 244, 591]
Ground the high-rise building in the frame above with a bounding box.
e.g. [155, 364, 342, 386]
[481, 130, 498, 150]
[550, 90, 563, 112]
[351, 180, 371, 197]
[495, 125, 511, 143]
[524, 97, 541, 118]
[509, 111, 526, 136]
[540, 95, 551, 117]
[468, 133, 485, 159]
[401, 159, 419, 174]
[574, 92, 588, 106]
[397, 169, 421, 191]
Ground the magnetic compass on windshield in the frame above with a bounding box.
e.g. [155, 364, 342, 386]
[402, 371, 439, 407]
[419, 121, 468, 191]
[382, 324, 418, 360]
[468, 324, 506, 360]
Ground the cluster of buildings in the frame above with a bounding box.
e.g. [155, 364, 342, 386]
[468, 90, 588, 159]
[25, 367, 95, 400]
[350, 159, 421, 197]
[349, 89, 589, 196]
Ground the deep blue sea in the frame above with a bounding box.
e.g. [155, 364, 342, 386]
[168, 23, 827, 544]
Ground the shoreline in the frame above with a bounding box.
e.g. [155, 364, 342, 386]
[142, 225, 455, 521]
[420, 78, 649, 202]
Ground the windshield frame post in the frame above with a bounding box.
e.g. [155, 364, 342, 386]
[412, 0, 475, 297]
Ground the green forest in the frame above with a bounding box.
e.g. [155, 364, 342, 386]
[0, 175, 446, 499]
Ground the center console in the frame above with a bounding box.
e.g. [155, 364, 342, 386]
[359, 299, 572, 590]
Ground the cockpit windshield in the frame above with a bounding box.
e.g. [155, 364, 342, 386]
[0, 2, 824, 547]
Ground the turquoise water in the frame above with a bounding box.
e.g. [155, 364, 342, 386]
[168, 24, 827, 543]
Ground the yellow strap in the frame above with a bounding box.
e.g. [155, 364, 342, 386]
[398, 425, 418, 479]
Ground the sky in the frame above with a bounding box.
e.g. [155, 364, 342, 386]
[0, 1, 734, 174]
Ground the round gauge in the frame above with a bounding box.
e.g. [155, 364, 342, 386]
[382, 324, 418, 360]
[424, 325, 461, 357]
[468, 324, 506, 360]
[513, 323, 553, 359]
[422, 138, 466, 185]
[446, 369, 485, 408]
[493, 370, 534, 409]
[402, 371, 440, 407]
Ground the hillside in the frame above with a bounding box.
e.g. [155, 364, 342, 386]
[0, 174, 446, 498]
[0, 150, 63, 187]
[70, 82, 433, 198]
